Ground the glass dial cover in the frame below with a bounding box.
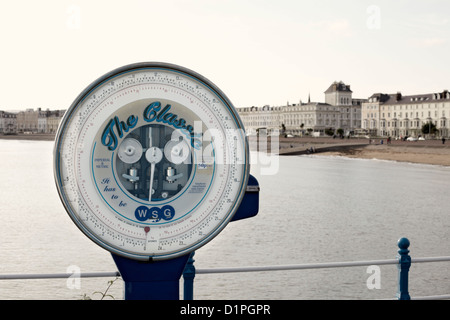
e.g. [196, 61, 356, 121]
[54, 62, 249, 261]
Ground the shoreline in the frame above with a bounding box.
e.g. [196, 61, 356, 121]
[2, 134, 450, 167]
[0, 133, 55, 141]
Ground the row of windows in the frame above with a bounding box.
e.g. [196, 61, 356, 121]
[246, 118, 362, 127]
[365, 110, 446, 119]
[384, 103, 446, 110]
[243, 112, 360, 122]
[364, 120, 447, 129]
[241, 105, 359, 114]
[365, 103, 449, 112]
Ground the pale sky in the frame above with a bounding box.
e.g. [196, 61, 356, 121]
[1, 0, 449, 111]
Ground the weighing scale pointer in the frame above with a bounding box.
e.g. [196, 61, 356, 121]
[149, 162, 155, 201]
[145, 146, 163, 202]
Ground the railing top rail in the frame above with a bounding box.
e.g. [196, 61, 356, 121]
[412, 256, 450, 263]
[1, 255, 450, 280]
[0, 271, 120, 281]
[196, 259, 398, 274]
[196, 255, 450, 274]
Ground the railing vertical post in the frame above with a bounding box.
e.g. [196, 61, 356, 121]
[183, 252, 196, 300]
[396, 237, 411, 300]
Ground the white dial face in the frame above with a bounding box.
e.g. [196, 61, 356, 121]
[54, 63, 249, 261]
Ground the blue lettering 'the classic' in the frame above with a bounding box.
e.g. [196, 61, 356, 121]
[101, 114, 138, 151]
[143, 101, 200, 149]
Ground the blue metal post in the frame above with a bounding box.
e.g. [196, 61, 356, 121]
[396, 237, 411, 300]
[111, 253, 190, 300]
[183, 252, 196, 300]
[181, 176, 258, 300]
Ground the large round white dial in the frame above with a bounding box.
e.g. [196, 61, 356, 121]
[54, 62, 249, 261]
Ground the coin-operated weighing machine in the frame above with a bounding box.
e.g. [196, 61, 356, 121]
[53, 62, 259, 300]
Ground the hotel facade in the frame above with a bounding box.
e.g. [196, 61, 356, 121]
[362, 91, 450, 138]
[238, 81, 365, 136]
[238, 82, 450, 138]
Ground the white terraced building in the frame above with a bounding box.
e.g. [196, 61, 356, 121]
[0, 111, 17, 134]
[362, 90, 450, 138]
[237, 81, 365, 136]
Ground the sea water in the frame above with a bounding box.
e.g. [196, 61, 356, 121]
[1, 140, 449, 299]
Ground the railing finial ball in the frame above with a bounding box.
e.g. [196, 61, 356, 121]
[398, 237, 410, 250]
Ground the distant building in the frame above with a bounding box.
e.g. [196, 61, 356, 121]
[14, 108, 66, 133]
[17, 108, 38, 133]
[0, 111, 17, 134]
[238, 81, 365, 136]
[361, 90, 450, 138]
[47, 109, 65, 133]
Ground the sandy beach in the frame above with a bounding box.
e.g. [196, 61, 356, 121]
[274, 136, 450, 167]
[316, 144, 450, 167]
